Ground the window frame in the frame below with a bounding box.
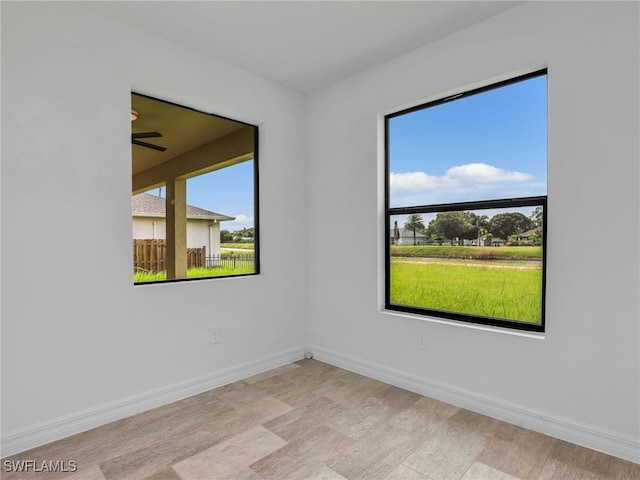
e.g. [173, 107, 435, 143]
[131, 92, 260, 285]
[384, 69, 547, 332]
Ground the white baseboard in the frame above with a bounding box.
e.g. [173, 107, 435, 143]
[1, 347, 305, 458]
[309, 345, 640, 465]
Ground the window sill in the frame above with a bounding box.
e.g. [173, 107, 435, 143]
[381, 308, 546, 340]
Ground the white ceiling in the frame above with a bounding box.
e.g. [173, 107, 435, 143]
[88, 1, 522, 94]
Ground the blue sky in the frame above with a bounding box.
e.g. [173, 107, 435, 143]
[145, 159, 255, 232]
[186, 159, 255, 231]
[388, 74, 547, 209]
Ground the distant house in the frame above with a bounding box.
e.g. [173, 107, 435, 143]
[521, 226, 543, 245]
[390, 228, 429, 245]
[132, 193, 235, 256]
[485, 237, 505, 247]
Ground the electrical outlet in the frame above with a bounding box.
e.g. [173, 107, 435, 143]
[417, 334, 427, 350]
[209, 327, 220, 345]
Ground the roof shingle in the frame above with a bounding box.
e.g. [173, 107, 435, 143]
[132, 193, 235, 221]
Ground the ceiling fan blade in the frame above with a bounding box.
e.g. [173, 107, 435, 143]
[132, 139, 167, 152]
[132, 131, 163, 139]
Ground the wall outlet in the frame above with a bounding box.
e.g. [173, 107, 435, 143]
[417, 334, 427, 350]
[209, 327, 220, 345]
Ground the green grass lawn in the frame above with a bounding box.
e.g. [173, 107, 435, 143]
[390, 257, 542, 324]
[221, 243, 255, 250]
[390, 245, 542, 261]
[134, 265, 255, 283]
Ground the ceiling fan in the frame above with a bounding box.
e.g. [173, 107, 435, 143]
[130, 109, 167, 152]
[132, 131, 167, 152]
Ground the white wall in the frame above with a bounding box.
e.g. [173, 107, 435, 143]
[1, 2, 307, 452]
[307, 1, 639, 462]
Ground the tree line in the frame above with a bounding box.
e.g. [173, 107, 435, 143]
[402, 207, 543, 246]
[220, 227, 254, 243]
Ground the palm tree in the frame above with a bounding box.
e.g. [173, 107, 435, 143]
[404, 214, 425, 245]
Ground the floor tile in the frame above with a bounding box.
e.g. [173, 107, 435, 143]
[447, 409, 503, 437]
[250, 425, 355, 480]
[263, 396, 345, 442]
[325, 397, 396, 441]
[250, 373, 300, 394]
[2, 422, 149, 480]
[99, 428, 217, 480]
[328, 425, 424, 480]
[460, 462, 520, 480]
[141, 468, 182, 480]
[305, 465, 349, 480]
[537, 458, 609, 480]
[322, 383, 420, 442]
[202, 396, 294, 444]
[138, 395, 234, 444]
[213, 379, 286, 408]
[390, 396, 460, 435]
[321, 372, 390, 408]
[402, 422, 488, 480]
[476, 423, 555, 479]
[383, 464, 433, 480]
[65, 465, 108, 480]
[544, 440, 640, 479]
[172, 426, 287, 480]
[272, 376, 350, 409]
[375, 385, 424, 412]
[225, 468, 265, 480]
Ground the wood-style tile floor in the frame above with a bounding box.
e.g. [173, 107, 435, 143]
[3, 360, 639, 480]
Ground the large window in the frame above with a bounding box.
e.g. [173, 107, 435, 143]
[132, 93, 259, 284]
[385, 70, 547, 331]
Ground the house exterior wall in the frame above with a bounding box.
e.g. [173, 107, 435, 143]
[132, 217, 221, 252]
[187, 220, 212, 253]
[132, 217, 167, 241]
[398, 235, 426, 245]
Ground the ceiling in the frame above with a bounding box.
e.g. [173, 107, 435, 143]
[131, 93, 247, 176]
[88, 1, 522, 94]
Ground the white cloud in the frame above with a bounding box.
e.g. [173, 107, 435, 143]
[446, 163, 532, 183]
[389, 171, 449, 191]
[390, 162, 532, 193]
[224, 213, 254, 231]
[232, 213, 253, 224]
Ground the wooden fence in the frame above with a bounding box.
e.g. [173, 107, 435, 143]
[133, 239, 205, 272]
